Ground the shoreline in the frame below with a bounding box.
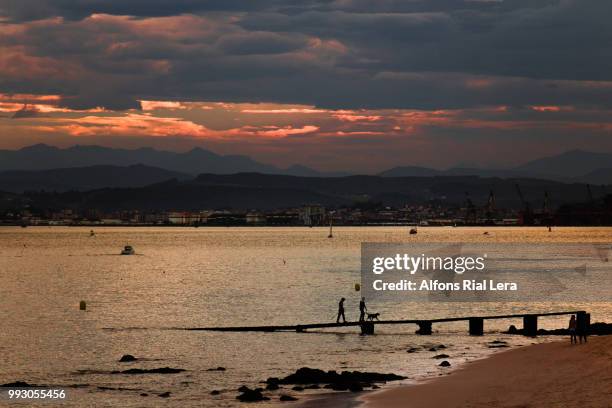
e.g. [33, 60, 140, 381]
[358, 335, 611, 408]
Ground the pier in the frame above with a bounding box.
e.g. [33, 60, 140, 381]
[184, 310, 589, 336]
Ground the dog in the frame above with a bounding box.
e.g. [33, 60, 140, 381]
[366, 312, 380, 321]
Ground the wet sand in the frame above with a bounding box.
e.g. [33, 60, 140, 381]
[361, 335, 612, 408]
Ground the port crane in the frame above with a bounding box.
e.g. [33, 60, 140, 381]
[515, 184, 533, 225]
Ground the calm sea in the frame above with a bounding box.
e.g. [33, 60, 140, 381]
[1, 226, 610, 407]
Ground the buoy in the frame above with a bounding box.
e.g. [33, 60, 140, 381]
[354, 283, 361, 291]
[79, 300, 87, 311]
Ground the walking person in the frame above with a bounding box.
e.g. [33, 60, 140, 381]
[568, 315, 577, 344]
[359, 297, 367, 322]
[336, 297, 346, 324]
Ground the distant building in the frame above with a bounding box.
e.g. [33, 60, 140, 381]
[246, 211, 266, 225]
[300, 205, 325, 226]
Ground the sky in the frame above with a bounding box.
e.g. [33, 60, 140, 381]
[1, 0, 612, 172]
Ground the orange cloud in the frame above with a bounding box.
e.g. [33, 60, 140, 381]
[239, 125, 320, 138]
[530, 105, 574, 112]
[241, 108, 325, 114]
[332, 110, 383, 122]
[25, 112, 320, 140]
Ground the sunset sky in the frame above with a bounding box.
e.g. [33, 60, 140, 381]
[1, 0, 612, 172]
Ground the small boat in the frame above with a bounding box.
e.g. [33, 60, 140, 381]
[121, 245, 135, 255]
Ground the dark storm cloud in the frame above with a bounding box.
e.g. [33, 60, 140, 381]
[1, 0, 611, 110]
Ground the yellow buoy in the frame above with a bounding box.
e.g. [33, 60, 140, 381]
[79, 300, 87, 310]
[354, 283, 361, 292]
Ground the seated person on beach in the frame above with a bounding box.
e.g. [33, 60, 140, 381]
[569, 315, 577, 344]
[336, 297, 346, 323]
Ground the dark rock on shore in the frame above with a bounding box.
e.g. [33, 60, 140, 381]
[266, 383, 279, 390]
[407, 347, 419, 353]
[270, 367, 406, 385]
[140, 393, 148, 396]
[158, 392, 171, 398]
[439, 361, 451, 367]
[433, 354, 450, 359]
[111, 367, 185, 375]
[428, 344, 447, 351]
[349, 383, 364, 392]
[207, 366, 226, 371]
[1, 381, 33, 387]
[291, 386, 304, 391]
[488, 340, 509, 348]
[236, 387, 269, 402]
[280, 394, 298, 401]
[119, 354, 137, 362]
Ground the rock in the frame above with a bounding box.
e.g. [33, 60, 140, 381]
[210, 390, 220, 395]
[407, 347, 419, 353]
[303, 384, 320, 389]
[291, 386, 304, 391]
[207, 367, 226, 371]
[489, 340, 507, 344]
[273, 367, 406, 385]
[111, 367, 185, 375]
[158, 392, 171, 398]
[238, 385, 250, 393]
[428, 347, 438, 352]
[371, 385, 380, 389]
[433, 354, 450, 359]
[140, 393, 148, 397]
[329, 383, 349, 391]
[439, 361, 451, 367]
[437, 344, 447, 349]
[280, 394, 298, 401]
[1, 381, 33, 387]
[236, 387, 269, 402]
[488, 344, 509, 348]
[118, 354, 137, 362]
[266, 383, 279, 390]
[349, 383, 363, 393]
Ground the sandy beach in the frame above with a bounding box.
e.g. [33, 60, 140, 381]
[362, 336, 612, 408]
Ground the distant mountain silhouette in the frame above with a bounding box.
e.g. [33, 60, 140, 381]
[0, 165, 189, 192]
[0, 144, 336, 177]
[513, 150, 612, 179]
[574, 168, 612, 185]
[18, 173, 608, 212]
[378, 166, 442, 177]
[2, 145, 612, 183]
[380, 150, 612, 183]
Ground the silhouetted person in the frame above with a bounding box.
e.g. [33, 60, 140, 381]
[359, 297, 367, 322]
[336, 297, 346, 323]
[569, 315, 577, 344]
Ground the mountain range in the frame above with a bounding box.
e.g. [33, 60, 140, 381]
[8, 173, 608, 212]
[0, 144, 347, 178]
[379, 150, 612, 184]
[0, 145, 611, 193]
